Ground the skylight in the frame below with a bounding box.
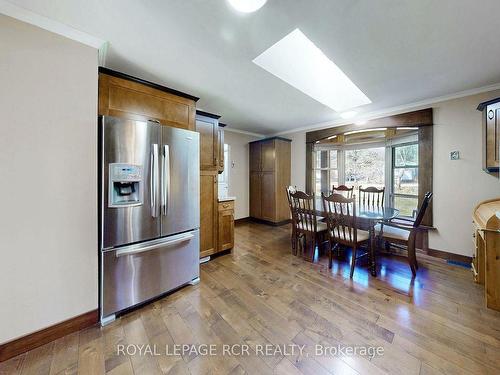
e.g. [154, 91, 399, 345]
[253, 29, 371, 112]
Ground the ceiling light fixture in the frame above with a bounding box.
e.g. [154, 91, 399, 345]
[227, 0, 267, 13]
[327, 135, 337, 140]
[253, 29, 371, 112]
[340, 111, 357, 119]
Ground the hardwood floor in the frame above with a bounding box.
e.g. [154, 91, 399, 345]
[2, 222, 500, 374]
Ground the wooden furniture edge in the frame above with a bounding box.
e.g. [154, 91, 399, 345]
[0, 309, 99, 362]
[98, 67, 199, 102]
[249, 136, 292, 144]
[306, 108, 433, 143]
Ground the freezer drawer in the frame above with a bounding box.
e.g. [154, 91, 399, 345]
[101, 230, 199, 318]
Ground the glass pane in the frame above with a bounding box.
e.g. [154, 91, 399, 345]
[394, 143, 418, 167]
[329, 169, 338, 189]
[329, 150, 337, 169]
[315, 150, 329, 168]
[393, 167, 418, 195]
[345, 147, 385, 191]
[394, 195, 418, 217]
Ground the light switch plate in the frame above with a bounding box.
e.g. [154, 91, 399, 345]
[450, 151, 460, 160]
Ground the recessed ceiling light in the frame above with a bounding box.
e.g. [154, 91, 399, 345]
[227, 0, 267, 13]
[253, 29, 371, 112]
[340, 111, 357, 119]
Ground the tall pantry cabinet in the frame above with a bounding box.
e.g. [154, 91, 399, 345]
[249, 137, 291, 225]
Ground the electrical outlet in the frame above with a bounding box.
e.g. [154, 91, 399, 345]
[450, 151, 460, 160]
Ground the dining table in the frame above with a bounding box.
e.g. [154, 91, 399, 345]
[314, 197, 400, 276]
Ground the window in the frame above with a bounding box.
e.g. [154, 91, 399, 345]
[345, 147, 385, 191]
[392, 143, 418, 217]
[311, 137, 418, 217]
[313, 149, 338, 195]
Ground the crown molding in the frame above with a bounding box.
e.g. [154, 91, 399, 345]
[0, 0, 106, 49]
[272, 82, 500, 136]
[224, 127, 265, 138]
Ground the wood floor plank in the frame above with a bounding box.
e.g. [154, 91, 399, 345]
[5, 222, 500, 375]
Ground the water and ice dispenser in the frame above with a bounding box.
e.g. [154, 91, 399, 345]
[108, 163, 144, 207]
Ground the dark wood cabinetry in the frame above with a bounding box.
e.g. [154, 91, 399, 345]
[98, 67, 198, 130]
[196, 111, 220, 171]
[200, 171, 218, 258]
[218, 200, 234, 251]
[477, 98, 500, 174]
[249, 137, 291, 225]
[218, 124, 226, 174]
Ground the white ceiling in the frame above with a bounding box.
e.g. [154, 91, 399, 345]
[5, 0, 500, 135]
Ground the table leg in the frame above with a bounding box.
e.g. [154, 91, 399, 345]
[369, 223, 377, 276]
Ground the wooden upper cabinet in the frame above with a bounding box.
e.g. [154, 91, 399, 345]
[98, 67, 198, 130]
[218, 124, 225, 174]
[196, 111, 220, 171]
[477, 98, 500, 174]
[249, 142, 262, 172]
[261, 140, 276, 172]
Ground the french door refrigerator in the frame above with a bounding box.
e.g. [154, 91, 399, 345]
[99, 116, 200, 324]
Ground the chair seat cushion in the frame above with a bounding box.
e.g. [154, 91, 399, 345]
[375, 223, 410, 241]
[331, 229, 370, 243]
[297, 221, 328, 232]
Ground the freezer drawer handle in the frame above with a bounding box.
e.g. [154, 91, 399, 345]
[115, 233, 194, 257]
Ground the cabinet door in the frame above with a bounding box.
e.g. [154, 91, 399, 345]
[200, 172, 217, 257]
[485, 103, 500, 170]
[218, 208, 234, 251]
[261, 140, 275, 172]
[218, 127, 224, 173]
[196, 117, 218, 171]
[250, 172, 262, 219]
[98, 73, 196, 130]
[261, 172, 276, 221]
[249, 142, 261, 172]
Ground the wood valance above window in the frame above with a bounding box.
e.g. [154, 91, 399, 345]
[305, 108, 433, 226]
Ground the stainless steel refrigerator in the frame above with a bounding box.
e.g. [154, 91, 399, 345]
[99, 116, 200, 324]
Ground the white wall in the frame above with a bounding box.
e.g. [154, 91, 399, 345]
[0, 15, 98, 343]
[223, 130, 261, 219]
[280, 90, 500, 257]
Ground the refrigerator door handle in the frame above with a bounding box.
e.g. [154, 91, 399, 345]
[115, 232, 194, 257]
[151, 144, 159, 218]
[162, 144, 170, 216]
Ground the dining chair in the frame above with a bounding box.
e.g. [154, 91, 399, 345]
[332, 185, 354, 198]
[374, 192, 433, 277]
[359, 186, 385, 207]
[290, 190, 328, 261]
[286, 185, 298, 254]
[322, 193, 370, 278]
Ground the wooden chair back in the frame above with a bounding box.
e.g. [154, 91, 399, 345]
[286, 186, 296, 211]
[332, 185, 354, 198]
[413, 192, 433, 228]
[290, 190, 317, 233]
[322, 193, 358, 243]
[359, 186, 385, 207]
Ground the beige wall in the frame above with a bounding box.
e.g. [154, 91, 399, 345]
[0, 15, 98, 343]
[223, 130, 261, 219]
[280, 90, 500, 257]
